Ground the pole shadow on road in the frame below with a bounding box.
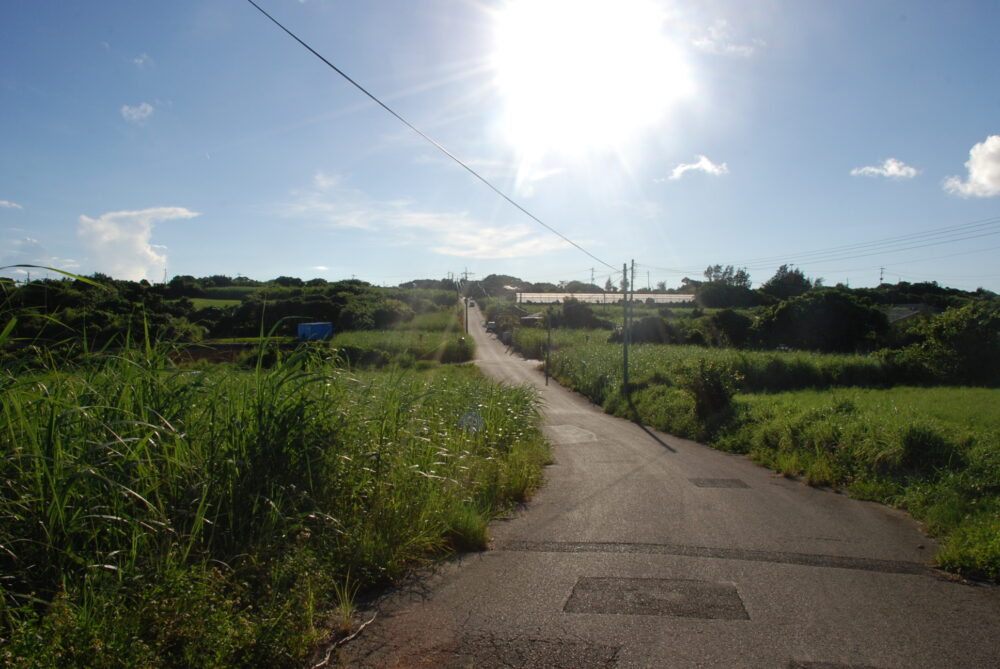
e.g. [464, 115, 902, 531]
[625, 394, 677, 453]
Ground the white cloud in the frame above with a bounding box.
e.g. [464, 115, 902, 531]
[1, 237, 78, 274]
[0, 200, 23, 210]
[121, 102, 154, 123]
[943, 135, 1000, 198]
[661, 155, 729, 181]
[277, 172, 569, 259]
[693, 20, 764, 57]
[132, 53, 151, 68]
[77, 207, 199, 281]
[311, 265, 330, 271]
[850, 158, 919, 179]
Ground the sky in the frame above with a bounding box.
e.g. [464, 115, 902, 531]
[2, 0, 999, 292]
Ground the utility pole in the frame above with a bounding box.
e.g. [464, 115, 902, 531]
[545, 305, 552, 386]
[631, 260, 636, 301]
[622, 262, 629, 394]
[879, 267, 885, 284]
[590, 267, 595, 285]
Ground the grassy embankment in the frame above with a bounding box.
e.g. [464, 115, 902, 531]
[512, 328, 1000, 580]
[0, 317, 547, 666]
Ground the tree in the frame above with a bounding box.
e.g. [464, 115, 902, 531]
[604, 277, 615, 292]
[912, 302, 1000, 385]
[755, 289, 888, 353]
[711, 309, 753, 348]
[165, 275, 204, 299]
[271, 276, 304, 287]
[694, 265, 756, 308]
[563, 280, 602, 293]
[549, 298, 613, 329]
[759, 264, 815, 301]
[703, 265, 751, 289]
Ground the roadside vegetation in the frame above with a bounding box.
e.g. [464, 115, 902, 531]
[0, 272, 547, 667]
[494, 275, 1000, 581]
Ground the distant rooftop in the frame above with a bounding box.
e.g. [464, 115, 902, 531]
[516, 292, 695, 304]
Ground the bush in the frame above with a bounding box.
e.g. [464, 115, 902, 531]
[549, 298, 613, 330]
[755, 289, 888, 353]
[911, 302, 1000, 385]
[674, 359, 743, 430]
[711, 309, 752, 348]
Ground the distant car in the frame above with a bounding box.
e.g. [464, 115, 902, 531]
[468, 300, 475, 307]
[485, 321, 497, 333]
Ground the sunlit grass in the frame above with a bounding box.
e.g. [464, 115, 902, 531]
[0, 342, 547, 665]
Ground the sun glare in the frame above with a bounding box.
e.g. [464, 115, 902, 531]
[492, 0, 691, 159]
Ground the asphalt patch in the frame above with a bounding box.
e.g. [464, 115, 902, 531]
[689, 478, 750, 488]
[564, 576, 749, 620]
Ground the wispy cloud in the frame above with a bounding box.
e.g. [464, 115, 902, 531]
[121, 102, 154, 124]
[132, 53, 151, 68]
[660, 155, 729, 181]
[850, 157, 919, 179]
[78, 207, 199, 281]
[1, 237, 78, 274]
[944, 135, 1000, 198]
[277, 172, 569, 259]
[0, 200, 23, 210]
[692, 20, 764, 57]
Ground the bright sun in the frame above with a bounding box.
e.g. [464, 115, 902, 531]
[492, 0, 692, 159]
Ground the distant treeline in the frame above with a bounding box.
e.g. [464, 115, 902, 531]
[489, 283, 1000, 387]
[2, 273, 458, 346]
[468, 265, 996, 309]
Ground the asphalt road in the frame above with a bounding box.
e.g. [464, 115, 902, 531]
[337, 308, 1000, 668]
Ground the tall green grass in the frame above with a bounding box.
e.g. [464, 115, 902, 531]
[717, 388, 1000, 580]
[0, 345, 547, 666]
[538, 340, 894, 403]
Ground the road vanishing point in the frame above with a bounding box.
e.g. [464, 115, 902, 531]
[337, 307, 1000, 669]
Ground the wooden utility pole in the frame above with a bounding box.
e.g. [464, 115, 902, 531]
[622, 262, 629, 393]
[545, 306, 552, 386]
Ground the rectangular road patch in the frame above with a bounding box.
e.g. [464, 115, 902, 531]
[547, 424, 598, 444]
[689, 478, 750, 488]
[564, 577, 748, 620]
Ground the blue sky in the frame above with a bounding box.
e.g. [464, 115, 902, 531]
[2, 0, 999, 291]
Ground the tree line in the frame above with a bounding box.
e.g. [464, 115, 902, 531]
[2, 273, 457, 347]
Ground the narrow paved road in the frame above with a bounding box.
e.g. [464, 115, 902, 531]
[339, 308, 1000, 668]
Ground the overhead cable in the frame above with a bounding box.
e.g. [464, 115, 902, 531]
[244, 0, 617, 271]
[638, 215, 1000, 276]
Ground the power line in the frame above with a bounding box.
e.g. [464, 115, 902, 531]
[638, 215, 1000, 276]
[244, 0, 617, 271]
[733, 216, 1000, 268]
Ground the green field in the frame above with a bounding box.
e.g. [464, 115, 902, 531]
[190, 297, 241, 309]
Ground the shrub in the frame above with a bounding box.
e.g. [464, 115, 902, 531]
[711, 309, 753, 348]
[912, 302, 1000, 385]
[755, 289, 888, 353]
[674, 359, 743, 430]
